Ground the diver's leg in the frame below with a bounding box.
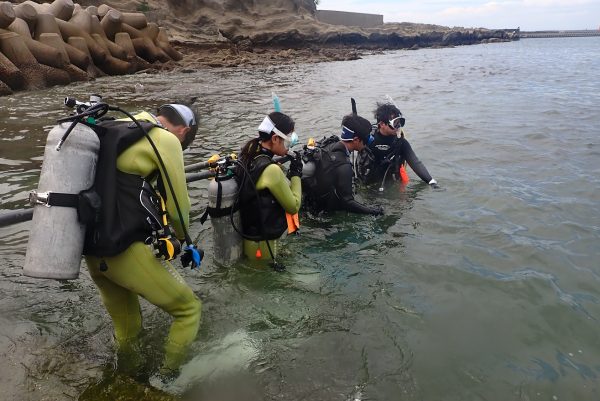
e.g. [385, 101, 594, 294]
[97, 242, 202, 371]
[86, 255, 143, 346]
[243, 239, 277, 260]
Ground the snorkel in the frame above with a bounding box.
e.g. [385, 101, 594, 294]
[271, 92, 299, 151]
[343, 98, 373, 145]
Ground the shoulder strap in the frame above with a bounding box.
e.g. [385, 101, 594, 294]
[250, 154, 274, 180]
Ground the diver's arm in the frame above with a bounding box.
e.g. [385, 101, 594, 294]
[335, 164, 383, 215]
[399, 138, 435, 184]
[153, 129, 191, 238]
[257, 164, 302, 214]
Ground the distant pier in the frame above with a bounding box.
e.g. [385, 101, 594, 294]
[521, 30, 600, 38]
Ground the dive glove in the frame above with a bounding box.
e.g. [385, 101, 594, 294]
[428, 178, 440, 189]
[181, 244, 204, 269]
[370, 205, 384, 216]
[288, 151, 303, 178]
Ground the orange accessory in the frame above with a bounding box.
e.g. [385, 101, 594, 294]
[399, 164, 409, 184]
[255, 249, 262, 259]
[286, 212, 300, 234]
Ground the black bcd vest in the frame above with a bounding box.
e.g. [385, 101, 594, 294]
[82, 120, 166, 258]
[236, 153, 287, 241]
[302, 135, 348, 193]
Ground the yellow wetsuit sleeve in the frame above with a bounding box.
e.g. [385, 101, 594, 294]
[255, 164, 301, 214]
[116, 113, 190, 239]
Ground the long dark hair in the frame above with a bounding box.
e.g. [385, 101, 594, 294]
[239, 112, 295, 167]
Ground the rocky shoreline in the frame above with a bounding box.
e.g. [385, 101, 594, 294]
[146, 28, 517, 75]
[141, 0, 518, 73]
[1, 0, 519, 93]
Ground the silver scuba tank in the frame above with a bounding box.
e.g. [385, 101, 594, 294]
[302, 161, 316, 179]
[23, 122, 100, 280]
[208, 173, 242, 266]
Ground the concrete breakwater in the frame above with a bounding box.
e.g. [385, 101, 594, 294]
[521, 30, 600, 38]
[0, 0, 182, 96]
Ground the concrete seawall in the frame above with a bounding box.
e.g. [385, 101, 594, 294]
[521, 30, 600, 38]
[316, 10, 383, 29]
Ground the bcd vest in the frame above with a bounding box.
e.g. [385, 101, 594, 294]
[82, 120, 167, 257]
[302, 135, 349, 196]
[356, 131, 401, 184]
[236, 154, 287, 241]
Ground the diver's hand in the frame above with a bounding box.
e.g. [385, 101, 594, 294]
[181, 244, 203, 269]
[370, 205, 384, 216]
[428, 178, 440, 189]
[288, 151, 303, 178]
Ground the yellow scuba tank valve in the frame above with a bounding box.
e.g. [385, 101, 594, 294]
[151, 196, 182, 261]
[207, 154, 220, 164]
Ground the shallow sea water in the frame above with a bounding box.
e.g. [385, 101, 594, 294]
[1, 37, 599, 400]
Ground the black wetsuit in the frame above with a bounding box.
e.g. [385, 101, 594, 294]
[363, 130, 433, 185]
[304, 140, 381, 215]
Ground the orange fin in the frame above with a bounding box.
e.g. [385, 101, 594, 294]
[399, 164, 409, 184]
[286, 212, 300, 234]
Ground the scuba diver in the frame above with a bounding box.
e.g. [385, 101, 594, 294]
[302, 113, 384, 215]
[235, 111, 302, 270]
[83, 103, 202, 379]
[356, 102, 438, 189]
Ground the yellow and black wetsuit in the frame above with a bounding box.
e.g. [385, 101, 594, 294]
[239, 151, 302, 260]
[84, 112, 201, 372]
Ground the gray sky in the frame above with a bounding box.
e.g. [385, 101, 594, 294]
[318, 0, 600, 31]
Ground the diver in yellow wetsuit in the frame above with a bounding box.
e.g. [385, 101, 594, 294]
[237, 112, 303, 268]
[84, 104, 201, 377]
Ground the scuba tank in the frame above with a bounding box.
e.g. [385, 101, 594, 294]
[23, 95, 203, 279]
[23, 122, 100, 279]
[206, 159, 242, 266]
[301, 137, 317, 179]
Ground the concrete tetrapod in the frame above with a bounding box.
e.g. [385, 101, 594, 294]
[38, 32, 88, 81]
[55, 16, 108, 65]
[12, 2, 37, 29]
[89, 32, 133, 75]
[0, 31, 69, 89]
[101, 10, 169, 63]
[0, 1, 15, 29]
[8, 17, 91, 71]
[0, 48, 25, 90]
[5, 21, 68, 69]
[114, 31, 151, 71]
[157, 27, 183, 61]
[70, 6, 128, 61]
[0, 77, 11, 95]
[68, 35, 104, 78]
[22, 0, 74, 22]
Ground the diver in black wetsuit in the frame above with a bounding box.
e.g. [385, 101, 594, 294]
[303, 114, 384, 215]
[356, 103, 438, 189]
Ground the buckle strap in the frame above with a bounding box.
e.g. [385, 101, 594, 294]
[28, 191, 79, 208]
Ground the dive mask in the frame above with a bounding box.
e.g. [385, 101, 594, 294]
[259, 116, 298, 149]
[388, 115, 405, 130]
[342, 125, 374, 146]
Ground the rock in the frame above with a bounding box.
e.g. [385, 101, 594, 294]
[237, 38, 253, 52]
